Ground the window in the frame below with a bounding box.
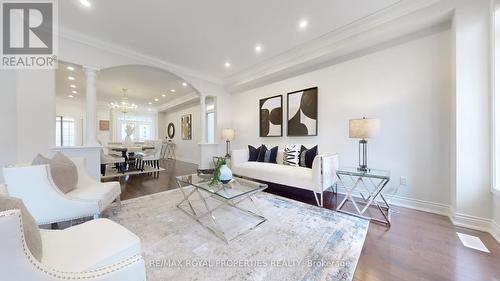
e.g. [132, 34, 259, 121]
[55, 116, 75, 146]
[206, 97, 216, 143]
[117, 113, 155, 142]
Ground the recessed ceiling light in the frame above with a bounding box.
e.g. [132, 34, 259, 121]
[224, 61, 231, 68]
[170, 89, 176, 93]
[162, 94, 166, 97]
[255, 45, 262, 53]
[182, 82, 187, 87]
[70, 84, 76, 88]
[68, 95, 74, 98]
[68, 76, 75, 81]
[80, 0, 91, 7]
[71, 90, 77, 94]
[148, 102, 152, 105]
[154, 98, 159, 102]
[298, 19, 308, 30]
[67, 66, 75, 71]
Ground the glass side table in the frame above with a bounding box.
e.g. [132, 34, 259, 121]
[336, 167, 391, 227]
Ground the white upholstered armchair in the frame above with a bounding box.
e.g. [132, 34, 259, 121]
[3, 157, 121, 225]
[0, 209, 146, 281]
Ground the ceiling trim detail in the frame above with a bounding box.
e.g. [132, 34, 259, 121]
[224, 0, 443, 92]
[59, 27, 224, 86]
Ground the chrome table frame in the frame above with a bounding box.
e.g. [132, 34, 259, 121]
[336, 168, 391, 227]
[176, 177, 267, 243]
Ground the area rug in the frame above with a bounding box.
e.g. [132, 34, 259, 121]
[101, 166, 165, 179]
[107, 189, 369, 281]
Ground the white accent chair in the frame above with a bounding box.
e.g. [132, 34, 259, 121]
[3, 157, 121, 225]
[231, 149, 339, 207]
[0, 209, 146, 281]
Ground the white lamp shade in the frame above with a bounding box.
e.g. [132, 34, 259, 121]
[221, 128, 235, 141]
[349, 118, 380, 139]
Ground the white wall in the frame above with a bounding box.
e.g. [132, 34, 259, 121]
[163, 102, 201, 164]
[0, 70, 18, 182]
[16, 70, 55, 163]
[452, 0, 493, 223]
[231, 29, 452, 206]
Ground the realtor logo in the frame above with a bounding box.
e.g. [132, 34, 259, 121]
[1, 0, 58, 69]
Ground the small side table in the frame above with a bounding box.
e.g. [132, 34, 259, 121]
[336, 167, 391, 227]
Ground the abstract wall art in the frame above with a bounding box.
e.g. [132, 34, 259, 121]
[259, 95, 283, 137]
[181, 114, 192, 140]
[287, 87, 318, 136]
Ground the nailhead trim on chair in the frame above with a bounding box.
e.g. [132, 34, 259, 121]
[1, 210, 145, 280]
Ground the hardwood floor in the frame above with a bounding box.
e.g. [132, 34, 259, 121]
[103, 159, 500, 281]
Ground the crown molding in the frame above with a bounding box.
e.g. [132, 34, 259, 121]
[156, 92, 199, 112]
[59, 27, 223, 86]
[224, 0, 448, 93]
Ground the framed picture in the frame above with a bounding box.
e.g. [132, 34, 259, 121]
[259, 95, 283, 137]
[181, 114, 192, 140]
[99, 120, 109, 131]
[287, 87, 318, 136]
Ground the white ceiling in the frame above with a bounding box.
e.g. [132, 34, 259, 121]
[55, 62, 195, 108]
[59, 0, 401, 81]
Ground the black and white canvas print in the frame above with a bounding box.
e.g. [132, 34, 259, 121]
[287, 87, 318, 136]
[259, 95, 283, 137]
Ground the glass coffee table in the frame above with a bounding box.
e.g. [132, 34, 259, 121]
[176, 174, 268, 243]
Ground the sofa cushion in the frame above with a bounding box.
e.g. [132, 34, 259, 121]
[248, 145, 260, 162]
[67, 182, 121, 211]
[299, 145, 318, 168]
[40, 218, 141, 271]
[283, 144, 301, 166]
[232, 162, 313, 191]
[0, 195, 43, 261]
[32, 152, 78, 194]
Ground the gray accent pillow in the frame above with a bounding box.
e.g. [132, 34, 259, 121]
[32, 152, 78, 194]
[0, 195, 43, 261]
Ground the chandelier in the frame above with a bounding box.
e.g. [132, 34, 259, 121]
[108, 88, 138, 114]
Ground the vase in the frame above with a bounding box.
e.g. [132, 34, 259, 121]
[123, 135, 133, 146]
[219, 164, 233, 184]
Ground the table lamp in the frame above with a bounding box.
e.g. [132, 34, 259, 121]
[221, 128, 235, 158]
[349, 117, 380, 171]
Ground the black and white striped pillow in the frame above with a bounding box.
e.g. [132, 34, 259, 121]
[283, 144, 300, 166]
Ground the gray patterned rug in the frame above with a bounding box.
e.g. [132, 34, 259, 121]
[107, 189, 369, 281]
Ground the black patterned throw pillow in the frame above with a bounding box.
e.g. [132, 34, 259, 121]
[283, 144, 301, 166]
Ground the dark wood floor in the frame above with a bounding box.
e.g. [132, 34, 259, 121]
[103, 159, 500, 281]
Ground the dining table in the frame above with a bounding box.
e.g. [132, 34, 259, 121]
[106, 145, 155, 172]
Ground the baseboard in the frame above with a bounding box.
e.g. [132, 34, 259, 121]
[387, 195, 451, 216]
[334, 187, 450, 216]
[491, 220, 500, 243]
[334, 187, 499, 243]
[449, 211, 493, 233]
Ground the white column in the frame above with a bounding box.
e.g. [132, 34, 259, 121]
[199, 94, 207, 143]
[84, 67, 98, 146]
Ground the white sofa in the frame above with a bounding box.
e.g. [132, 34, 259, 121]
[3, 157, 121, 225]
[231, 149, 339, 206]
[0, 209, 146, 281]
